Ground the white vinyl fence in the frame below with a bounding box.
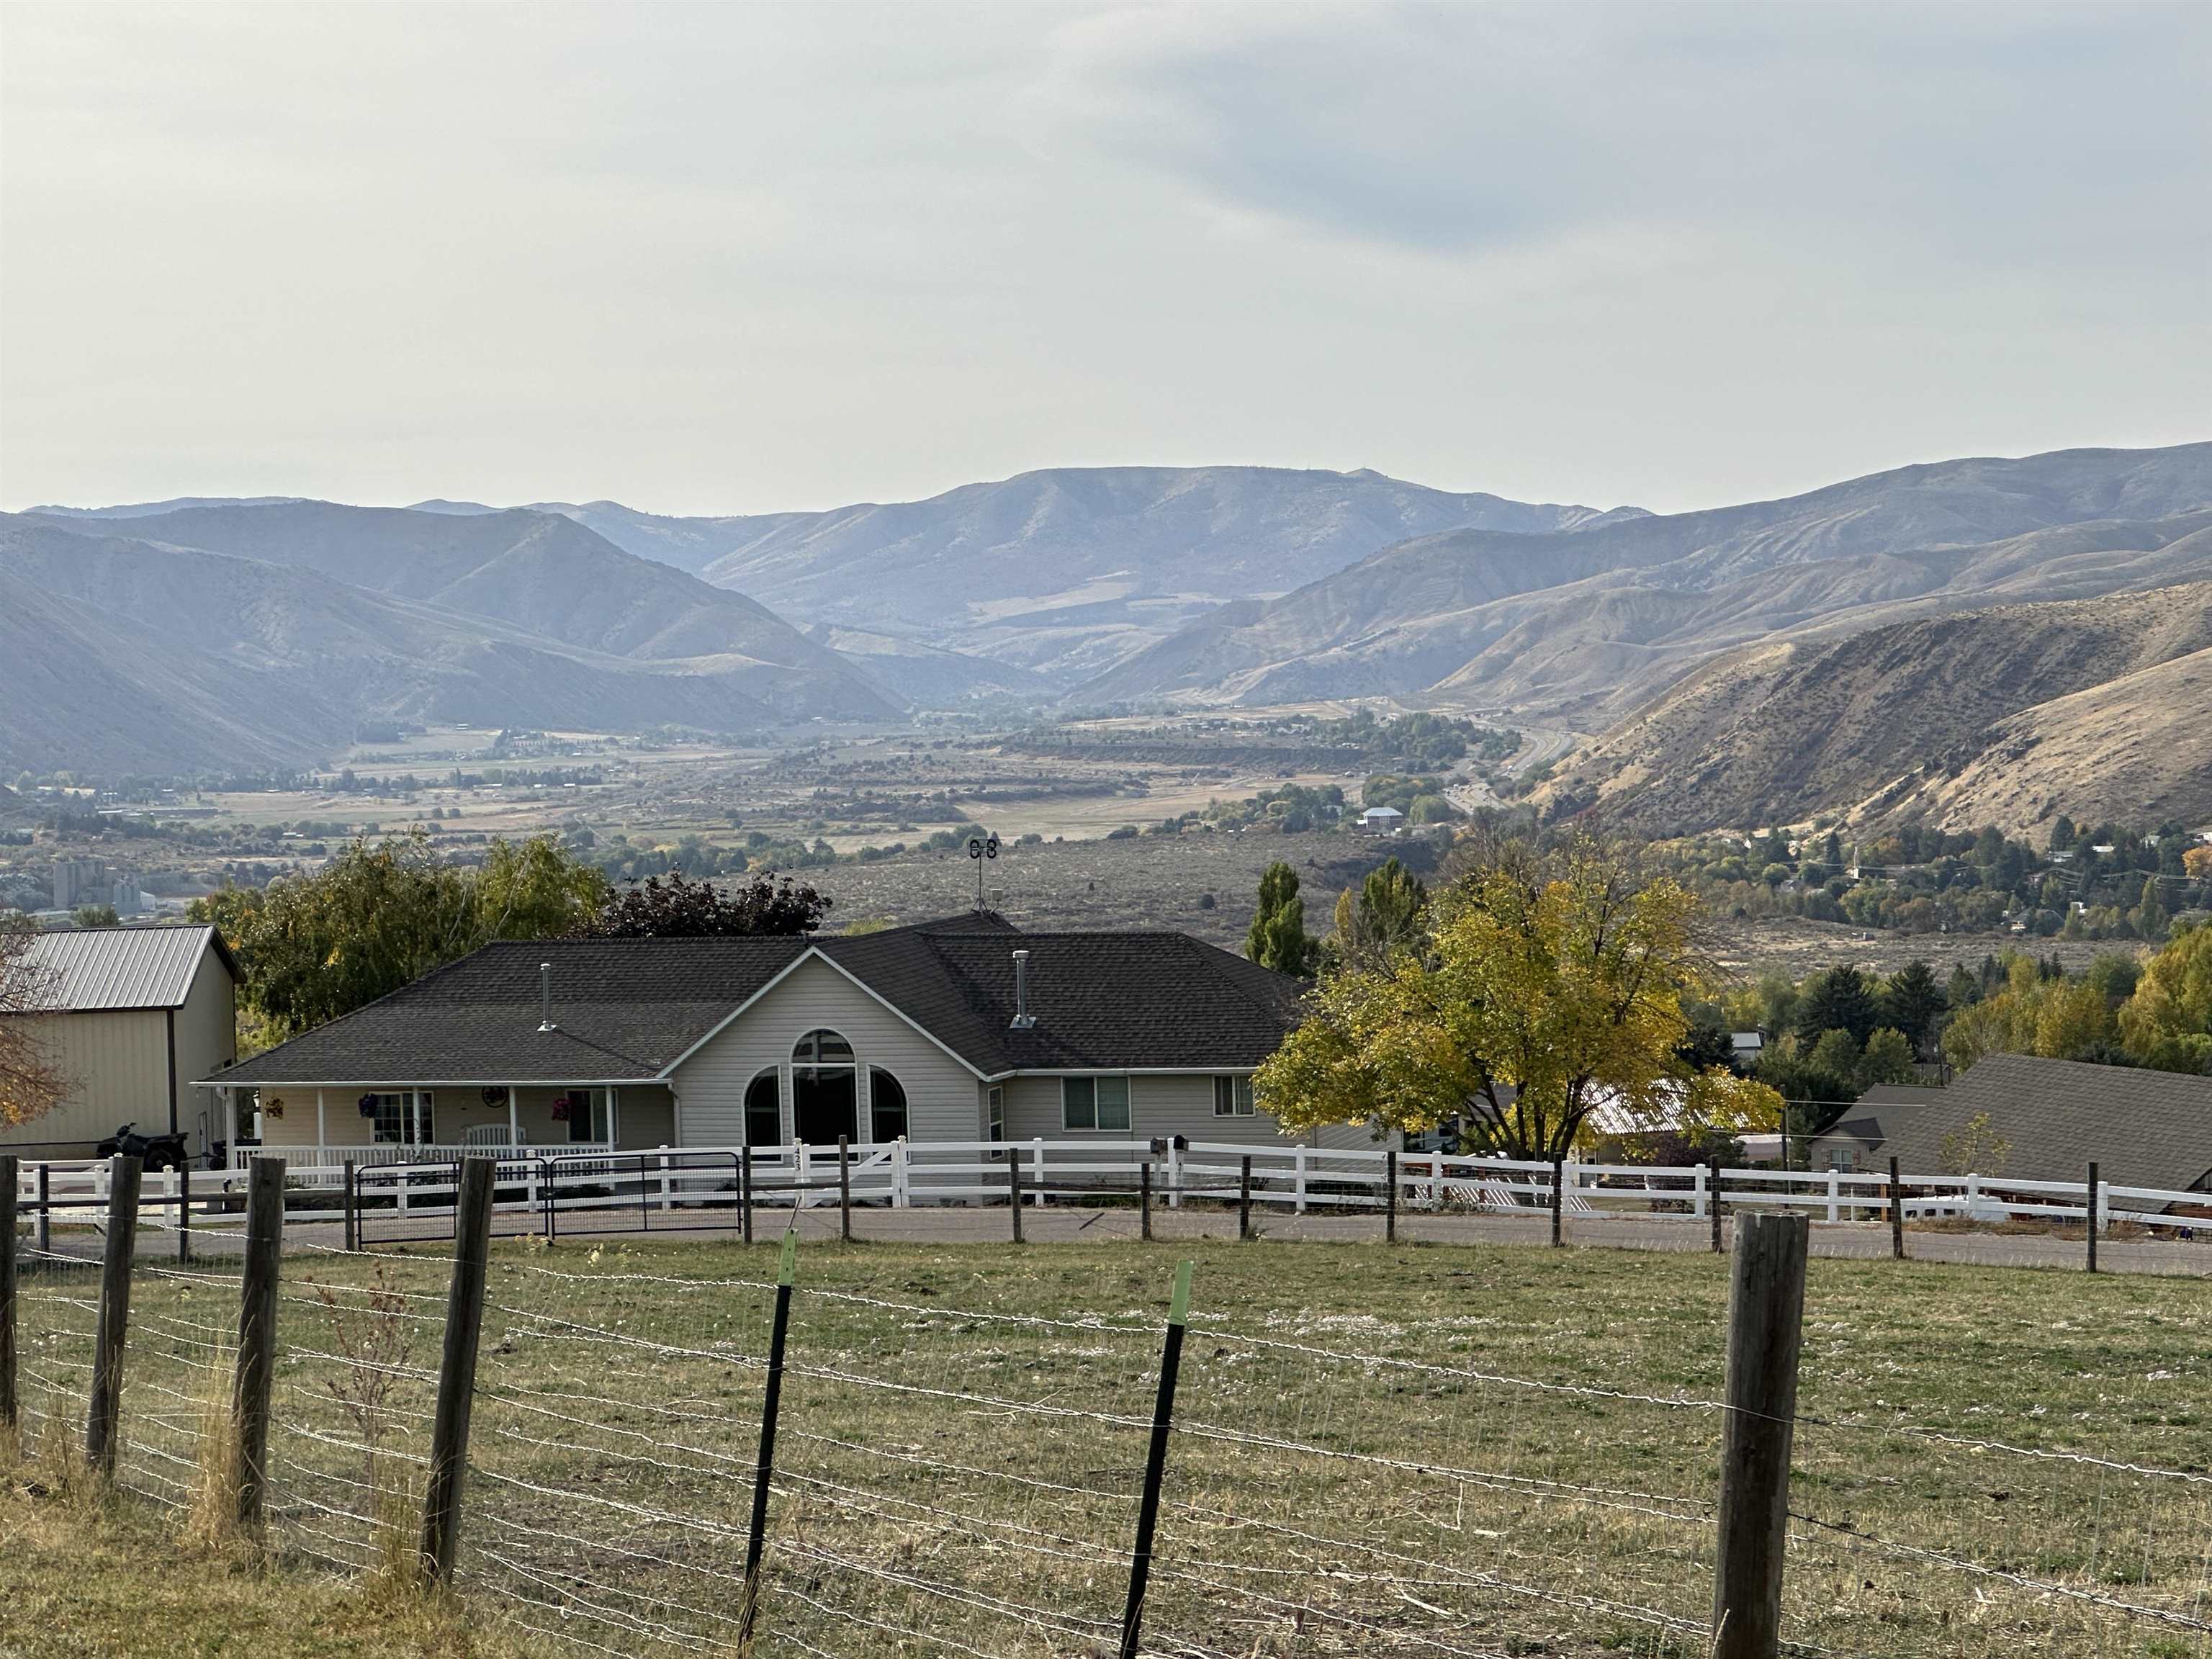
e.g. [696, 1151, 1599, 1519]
[13, 1141, 2209, 1238]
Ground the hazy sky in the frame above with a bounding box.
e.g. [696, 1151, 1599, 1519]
[3, 2, 2206, 517]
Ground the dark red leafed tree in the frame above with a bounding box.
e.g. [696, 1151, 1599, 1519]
[588, 871, 831, 938]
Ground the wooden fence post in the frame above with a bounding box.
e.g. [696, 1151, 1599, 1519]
[742, 1231, 798, 1645]
[1710, 1156, 1725, 1254]
[1550, 1157, 1565, 1249]
[35, 1164, 50, 1256]
[739, 1148, 755, 1248]
[2086, 1161, 2098, 1275]
[1712, 1211, 1809, 1659]
[176, 1163, 192, 1264]
[420, 1158, 496, 1586]
[1237, 1156, 1253, 1241]
[837, 1136, 852, 1244]
[1008, 1148, 1023, 1244]
[0, 1155, 17, 1439]
[1385, 1148, 1398, 1245]
[230, 1158, 285, 1527]
[342, 1161, 359, 1254]
[86, 1154, 144, 1475]
[1889, 1156, 1904, 1262]
[1118, 1261, 1194, 1659]
[1140, 1157, 1152, 1242]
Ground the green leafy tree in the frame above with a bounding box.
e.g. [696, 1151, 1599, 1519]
[2118, 922, 2212, 1074]
[71, 904, 121, 929]
[1245, 862, 1318, 976]
[192, 832, 609, 1040]
[1256, 832, 1774, 1158]
[1329, 857, 1429, 969]
[590, 870, 829, 938]
[1806, 1027, 1863, 1084]
[1793, 966, 1879, 1048]
[1856, 1026, 1917, 1087]
[1878, 961, 1947, 1056]
[2132, 876, 2170, 943]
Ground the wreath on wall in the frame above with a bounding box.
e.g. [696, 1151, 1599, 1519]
[357, 1092, 379, 1119]
[549, 1095, 571, 1122]
[481, 1087, 510, 1108]
[264, 1095, 285, 1121]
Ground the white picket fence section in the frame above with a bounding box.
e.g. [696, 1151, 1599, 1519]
[14, 1141, 2209, 1236]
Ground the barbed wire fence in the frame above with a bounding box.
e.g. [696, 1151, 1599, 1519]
[4, 1154, 2209, 1659]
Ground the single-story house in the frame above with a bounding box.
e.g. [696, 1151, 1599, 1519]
[1795, 1054, 2212, 1194]
[202, 913, 1366, 1166]
[0, 924, 240, 1159]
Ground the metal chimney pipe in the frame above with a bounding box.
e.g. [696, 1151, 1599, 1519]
[539, 961, 557, 1031]
[1010, 949, 1035, 1030]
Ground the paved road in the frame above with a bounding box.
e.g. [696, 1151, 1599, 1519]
[61, 1201, 2206, 1277]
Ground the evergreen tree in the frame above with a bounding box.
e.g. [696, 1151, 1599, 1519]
[2134, 875, 2170, 943]
[1792, 965, 1880, 1048]
[1246, 861, 1318, 976]
[1878, 960, 1947, 1056]
[2049, 815, 2077, 852]
[1331, 857, 1429, 968]
[1945, 963, 1980, 1010]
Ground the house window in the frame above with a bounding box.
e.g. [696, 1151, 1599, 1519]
[744, 1070, 782, 1148]
[559, 1087, 615, 1144]
[986, 1085, 1004, 1144]
[791, 1029, 857, 1143]
[368, 1091, 434, 1146]
[1061, 1075, 1130, 1133]
[870, 1069, 908, 1143]
[1826, 1146, 1858, 1172]
[1213, 1076, 1256, 1118]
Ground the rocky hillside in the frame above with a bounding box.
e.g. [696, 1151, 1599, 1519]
[1542, 580, 2212, 838]
[1082, 444, 2212, 719]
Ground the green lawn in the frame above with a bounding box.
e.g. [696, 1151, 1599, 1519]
[7, 1235, 2208, 1658]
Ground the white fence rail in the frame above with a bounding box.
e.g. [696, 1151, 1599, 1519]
[14, 1141, 2209, 1236]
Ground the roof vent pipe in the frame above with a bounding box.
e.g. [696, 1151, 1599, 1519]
[1010, 949, 1035, 1030]
[539, 961, 558, 1032]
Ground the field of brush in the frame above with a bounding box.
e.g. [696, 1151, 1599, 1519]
[7, 1234, 2208, 1658]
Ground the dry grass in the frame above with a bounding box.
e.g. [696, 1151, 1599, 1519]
[6, 1234, 2209, 1658]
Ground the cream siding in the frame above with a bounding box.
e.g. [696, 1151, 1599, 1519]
[173, 949, 238, 1155]
[254, 1082, 676, 1154]
[995, 1071, 1370, 1150]
[0, 1009, 171, 1156]
[673, 955, 979, 1147]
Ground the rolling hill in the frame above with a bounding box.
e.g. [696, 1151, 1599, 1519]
[413, 469, 1628, 683]
[0, 509, 902, 775]
[1542, 580, 2212, 838]
[1082, 444, 2212, 719]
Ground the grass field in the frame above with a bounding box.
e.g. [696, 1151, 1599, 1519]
[6, 1235, 2209, 1658]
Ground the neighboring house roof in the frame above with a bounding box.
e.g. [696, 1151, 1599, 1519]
[1362, 806, 1403, 819]
[1812, 1056, 2212, 1194]
[202, 914, 1305, 1088]
[9, 924, 238, 1013]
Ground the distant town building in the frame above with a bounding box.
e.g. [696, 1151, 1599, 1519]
[49, 856, 145, 916]
[1360, 806, 1405, 833]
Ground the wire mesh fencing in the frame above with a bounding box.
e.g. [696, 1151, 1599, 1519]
[6, 1204, 2210, 1659]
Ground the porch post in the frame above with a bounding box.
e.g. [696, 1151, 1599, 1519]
[315, 1088, 327, 1156]
[609, 1086, 621, 1149]
[224, 1087, 239, 1168]
[507, 1084, 519, 1146]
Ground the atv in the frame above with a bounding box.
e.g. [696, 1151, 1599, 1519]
[94, 1122, 190, 1172]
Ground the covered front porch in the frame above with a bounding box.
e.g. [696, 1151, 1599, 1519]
[217, 1078, 676, 1169]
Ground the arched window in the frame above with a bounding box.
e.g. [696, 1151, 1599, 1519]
[869, 1069, 908, 1143]
[791, 1029, 857, 1143]
[744, 1069, 782, 1148]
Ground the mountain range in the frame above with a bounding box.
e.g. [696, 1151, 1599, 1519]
[14, 443, 2212, 835]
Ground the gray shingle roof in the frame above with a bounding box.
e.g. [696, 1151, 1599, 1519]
[203, 914, 1305, 1087]
[13, 925, 237, 1012]
[1821, 1056, 2212, 1194]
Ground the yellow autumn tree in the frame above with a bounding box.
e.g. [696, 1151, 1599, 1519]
[1256, 832, 1776, 1159]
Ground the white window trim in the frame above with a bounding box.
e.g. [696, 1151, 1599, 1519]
[1213, 1075, 1256, 1118]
